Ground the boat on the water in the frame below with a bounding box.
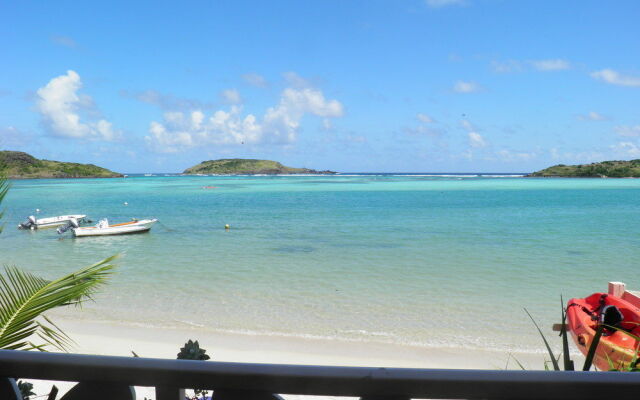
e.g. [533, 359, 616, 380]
[18, 214, 87, 230]
[566, 292, 640, 371]
[57, 218, 158, 237]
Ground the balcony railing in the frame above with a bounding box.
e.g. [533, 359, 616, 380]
[1, 349, 640, 400]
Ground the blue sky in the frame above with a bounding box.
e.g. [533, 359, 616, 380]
[1, 0, 639, 173]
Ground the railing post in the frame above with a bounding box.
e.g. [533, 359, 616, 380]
[59, 382, 135, 400]
[0, 377, 21, 400]
[214, 389, 284, 399]
[156, 386, 183, 400]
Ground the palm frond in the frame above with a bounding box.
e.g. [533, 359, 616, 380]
[0, 255, 117, 351]
[0, 175, 9, 232]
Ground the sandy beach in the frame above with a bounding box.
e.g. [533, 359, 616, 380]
[26, 319, 556, 400]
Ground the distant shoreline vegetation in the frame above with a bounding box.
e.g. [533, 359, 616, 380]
[0, 151, 122, 179]
[183, 158, 336, 175]
[7, 151, 640, 179]
[528, 160, 640, 178]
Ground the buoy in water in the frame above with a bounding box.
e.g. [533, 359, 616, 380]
[123, 202, 128, 206]
[225, 224, 230, 230]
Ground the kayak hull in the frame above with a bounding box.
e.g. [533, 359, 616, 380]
[567, 293, 640, 371]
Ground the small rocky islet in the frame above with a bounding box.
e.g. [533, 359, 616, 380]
[183, 158, 336, 175]
[528, 160, 640, 178]
[0, 151, 122, 179]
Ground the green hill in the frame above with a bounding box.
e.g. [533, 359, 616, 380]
[183, 159, 336, 175]
[528, 160, 640, 178]
[0, 151, 123, 179]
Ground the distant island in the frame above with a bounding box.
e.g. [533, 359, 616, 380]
[0, 151, 122, 179]
[184, 159, 336, 175]
[528, 160, 640, 178]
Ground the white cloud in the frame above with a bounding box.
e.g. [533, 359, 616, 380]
[345, 134, 367, 143]
[591, 69, 640, 87]
[242, 73, 268, 88]
[220, 89, 242, 104]
[496, 149, 536, 162]
[0, 126, 29, 146]
[283, 71, 311, 88]
[530, 59, 571, 71]
[277, 87, 343, 117]
[460, 119, 486, 148]
[453, 81, 480, 93]
[145, 83, 344, 153]
[460, 120, 475, 131]
[491, 58, 571, 73]
[550, 147, 604, 163]
[50, 35, 77, 48]
[36, 70, 119, 141]
[615, 125, 640, 137]
[611, 141, 640, 157]
[578, 111, 607, 121]
[425, 0, 466, 8]
[461, 149, 473, 160]
[491, 60, 522, 73]
[122, 89, 210, 110]
[404, 113, 441, 138]
[468, 132, 486, 148]
[416, 113, 434, 123]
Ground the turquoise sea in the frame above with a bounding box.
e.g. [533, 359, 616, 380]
[2, 175, 639, 353]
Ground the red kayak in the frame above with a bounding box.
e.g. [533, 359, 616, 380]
[566, 293, 640, 371]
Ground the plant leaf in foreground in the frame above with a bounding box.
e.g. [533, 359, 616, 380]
[525, 308, 560, 371]
[582, 324, 604, 371]
[0, 256, 117, 351]
[560, 296, 574, 371]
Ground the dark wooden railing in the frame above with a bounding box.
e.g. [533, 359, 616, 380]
[1, 350, 640, 399]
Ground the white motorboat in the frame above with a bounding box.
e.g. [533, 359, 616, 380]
[18, 214, 87, 230]
[58, 218, 158, 237]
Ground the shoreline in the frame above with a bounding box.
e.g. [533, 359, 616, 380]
[26, 319, 563, 399]
[59, 319, 549, 369]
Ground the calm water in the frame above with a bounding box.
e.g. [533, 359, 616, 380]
[2, 175, 639, 352]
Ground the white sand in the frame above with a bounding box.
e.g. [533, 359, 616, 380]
[26, 320, 552, 400]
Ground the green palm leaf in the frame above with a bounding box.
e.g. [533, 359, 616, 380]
[0, 175, 9, 233]
[0, 256, 117, 351]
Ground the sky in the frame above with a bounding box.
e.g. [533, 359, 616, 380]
[1, 0, 639, 173]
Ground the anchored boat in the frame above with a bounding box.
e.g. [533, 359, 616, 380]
[566, 292, 640, 371]
[58, 218, 158, 237]
[18, 214, 87, 230]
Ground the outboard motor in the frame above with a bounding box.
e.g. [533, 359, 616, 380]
[57, 218, 79, 235]
[18, 216, 37, 230]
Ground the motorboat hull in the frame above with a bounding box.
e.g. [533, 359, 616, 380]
[37, 215, 87, 228]
[19, 214, 87, 229]
[72, 219, 157, 237]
